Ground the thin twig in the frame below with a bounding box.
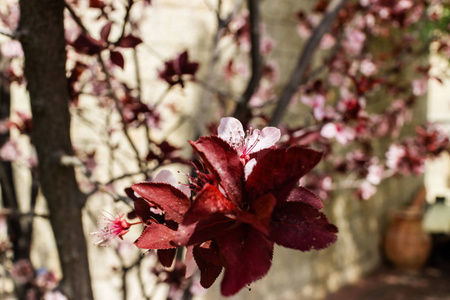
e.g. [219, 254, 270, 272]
[270, 0, 348, 126]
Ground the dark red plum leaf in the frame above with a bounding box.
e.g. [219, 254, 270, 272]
[175, 213, 234, 246]
[216, 226, 274, 296]
[246, 146, 322, 202]
[71, 33, 104, 55]
[174, 185, 236, 246]
[193, 241, 223, 288]
[181, 184, 236, 225]
[285, 187, 324, 210]
[117, 35, 142, 48]
[100, 21, 112, 43]
[132, 198, 166, 225]
[238, 193, 276, 235]
[132, 182, 190, 223]
[270, 202, 338, 251]
[189, 136, 244, 206]
[110, 50, 125, 69]
[89, 0, 105, 9]
[135, 223, 177, 249]
[157, 248, 176, 267]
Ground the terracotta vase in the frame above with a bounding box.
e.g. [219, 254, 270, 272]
[384, 208, 432, 272]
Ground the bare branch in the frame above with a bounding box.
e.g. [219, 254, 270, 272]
[232, 0, 262, 124]
[269, 0, 348, 126]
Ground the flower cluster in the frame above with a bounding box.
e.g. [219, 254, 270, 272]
[125, 117, 338, 296]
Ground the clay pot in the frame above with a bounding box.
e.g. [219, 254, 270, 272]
[384, 208, 432, 272]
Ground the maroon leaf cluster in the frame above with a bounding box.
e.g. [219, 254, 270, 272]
[130, 134, 337, 296]
[158, 51, 199, 87]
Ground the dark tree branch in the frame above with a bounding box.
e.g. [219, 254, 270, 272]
[18, 0, 93, 299]
[197, 0, 242, 135]
[269, 0, 348, 126]
[232, 0, 262, 125]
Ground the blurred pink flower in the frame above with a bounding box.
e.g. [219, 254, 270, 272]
[321, 123, 356, 145]
[91, 212, 131, 247]
[1, 40, 23, 58]
[412, 78, 428, 96]
[0, 139, 21, 161]
[343, 29, 366, 56]
[319, 33, 336, 50]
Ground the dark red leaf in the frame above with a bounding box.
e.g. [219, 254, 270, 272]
[100, 22, 112, 43]
[71, 33, 104, 55]
[285, 187, 324, 209]
[216, 226, 273, 296]
[89, 0, 105, 8]
[175, 213, 234, 246]
[157, 248, 176, 267]
[238, 193, 276, 235]
[193, 241, 223, 288]
[270, 202, 338, 251]
[246, 146, 322, 202]
[134, 223, 177, 249]
[117, 35, 142, 48]
[110, 50, 124, 69]
[132, 182, 190, 223]
[175, 185, 236, 245]
[189, 136, 244, 206]
[181, 184, 236, 225]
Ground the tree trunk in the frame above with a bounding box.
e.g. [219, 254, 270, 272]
[18, 1, 93, 299]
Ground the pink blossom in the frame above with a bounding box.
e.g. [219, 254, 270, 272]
[385, 144, 406, 171]
[343, 29, 366, 56]
[11, 259, 34, 284]
[412, 78, 428, 96]
[395, 0, 413, 12]
[320, 123, 356, 145]
[218, 117, 281, 163]
[319, 34, 336, 50]
[1, 40, 23, 58]
[328, 72, 345, 86]
[357, 181, 377, 200]
[366, 164, 384, 185]
[35, 268, 58, 290]
[43, 291, 68, 300]
[359, 58, 377, 76]
[154, 169, 191, 198]
[0, 139, 21, 161]
[301, 94, 326, 121]
[260, 36, 276, 55]
[90, 212, 131, 246]
[296, 23, 311, 38]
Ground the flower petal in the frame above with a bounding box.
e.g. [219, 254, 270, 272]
[132, 182, 190, 223]
[217, 226, 274, 296]
[270, 202, 338, 251]
[248, 126, 281, 153]
[189, 136, 244, 205]
[244, 158, 257, 180]
[246, 146, 322, 201]
[217, 117, 244, 146]
[153, 169, 177, 186]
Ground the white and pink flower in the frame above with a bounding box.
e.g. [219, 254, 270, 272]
[218, 117, 280, 162]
